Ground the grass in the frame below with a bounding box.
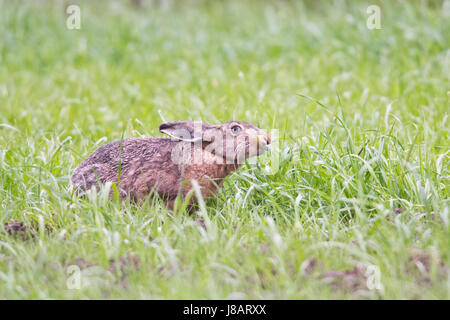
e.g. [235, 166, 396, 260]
[0, 0, 449, 299]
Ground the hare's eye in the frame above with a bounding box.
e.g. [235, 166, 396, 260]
[231, 125, 242, 134]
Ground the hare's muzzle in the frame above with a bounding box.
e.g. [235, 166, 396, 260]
[257, 133, 271, 153]
[264, 134, 271, 147]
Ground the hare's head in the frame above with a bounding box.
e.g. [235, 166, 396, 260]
[160, 120, 271, 164]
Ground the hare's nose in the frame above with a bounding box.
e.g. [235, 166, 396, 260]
[265, 135, 271, 145]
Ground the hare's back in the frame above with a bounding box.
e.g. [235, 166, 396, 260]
[72, 137, 174, 191]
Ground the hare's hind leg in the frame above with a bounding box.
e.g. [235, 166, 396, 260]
[72, 163, 115, 194]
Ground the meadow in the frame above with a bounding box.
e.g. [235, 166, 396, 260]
[0, 0, 449, 299]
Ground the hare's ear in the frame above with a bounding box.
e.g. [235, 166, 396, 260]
[159, 121, 203, 142]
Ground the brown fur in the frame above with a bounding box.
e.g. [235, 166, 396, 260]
[72, 121, 270, 210]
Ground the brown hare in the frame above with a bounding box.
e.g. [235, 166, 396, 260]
[72, 121, 271, 210]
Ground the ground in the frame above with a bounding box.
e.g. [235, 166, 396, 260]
[0, 0, 449, 299]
